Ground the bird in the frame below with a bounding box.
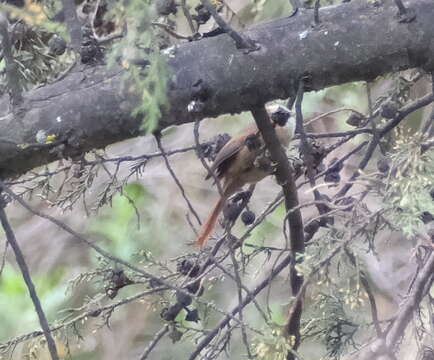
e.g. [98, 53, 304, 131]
[195, 104, 295, 247]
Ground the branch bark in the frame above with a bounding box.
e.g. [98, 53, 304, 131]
[1, 0, 434, 178]
[250, 106, 305, 354]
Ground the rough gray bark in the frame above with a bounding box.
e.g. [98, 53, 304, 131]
[0, 0, 433, 178]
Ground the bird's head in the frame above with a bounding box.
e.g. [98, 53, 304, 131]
[266, 103, 295, 139]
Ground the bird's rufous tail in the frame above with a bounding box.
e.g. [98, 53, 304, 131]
[195, 196, 226, 247]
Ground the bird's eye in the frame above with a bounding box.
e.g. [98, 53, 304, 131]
[245, 134, 261, 150]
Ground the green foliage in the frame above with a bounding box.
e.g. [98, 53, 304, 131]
[130, 52, 169, 133]
[382, 133, 434, 236]
[254, 326, 297, 360]
[107, 0, 169, 132]
[0, 264, 67, 341]
[305, 293, 359, 359]
[0, 1, 69, 88]
[90, 183, 149, 260]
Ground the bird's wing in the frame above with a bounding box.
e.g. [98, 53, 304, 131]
[205, 139, 243, 180]
[205, 124, 258, 180]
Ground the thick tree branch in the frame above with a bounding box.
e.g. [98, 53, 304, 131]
[1, 0, 434, 178]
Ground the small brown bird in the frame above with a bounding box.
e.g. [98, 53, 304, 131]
[196, 104, 295, 247]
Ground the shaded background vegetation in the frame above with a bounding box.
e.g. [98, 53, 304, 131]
[0, 0, 433, 359]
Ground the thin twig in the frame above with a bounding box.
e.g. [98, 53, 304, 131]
[304, 108, 364, 127]
[336, 93, 434, 199]
[1, 182, 257, 356]
[188, 252, 293, 359]
[0, 202, 59, 360]
[152, 22, 192, 40]
[154, 133, 202, 227]
[385, 251, 434, 350]
[0, 287, 168, 352]
[302, 128, 372, 139]
[139, 325, 169, 360]
[209, 254, 270, 324]
[181, 0, 196, 34]
[344, 248, 382, 336]
[0, 181, 196, 296]
[228, 248, 253, 358]
[0, 235, 8, 277]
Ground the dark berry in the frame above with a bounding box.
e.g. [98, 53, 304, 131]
[316, 193, 332, 213]
[192, 4, 211, 25]
[156, 0, 177, 16]
[328, 158, 343, 173]
[319, 216, 334, 227]
[339, 197, 355, 211]
[48, 35, 66, 56]
[89, 309, 102, 317]
[346, 112, 365, 127]
[223, 202, 241, 222]
[185, 308, 200, 322]
[377, 157, 390, 173]
[304, 220, 320, 236]
[420, 212, 434, 224]
[324, 171, 340, 183]
[169, 328, 183, 343]
[381, 100, 399, 119]
[186, 281, 204, 296]
[149, 278, 163, 288]
[176, 291, 192, 307]
[161, 303, 183, 321]
[186, 280, 200, 294]
[241, 210, 255, 225]
[177, 259, 200, 277]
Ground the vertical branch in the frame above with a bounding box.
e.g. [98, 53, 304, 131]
[249, 105, 305, 355]
[0, 198, 59, 360]
[228, 248, 253, 358]
[201, 0, 257, 51]
[394, 0, 408, 15]
[421, 72, 434, 136]
[61, 0, 82, 53]
[313, 0, 320, 25]
[0, 13, 22, 107]
[393, 0, 416, 22]
[181, 0, 197, 34]
[295, 80, 329, 215]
